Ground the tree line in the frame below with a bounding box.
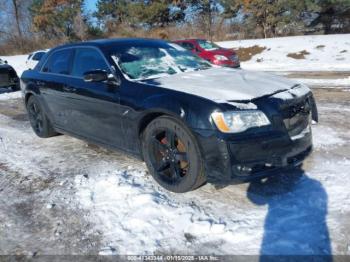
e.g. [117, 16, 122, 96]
[0, 0, 350, 54]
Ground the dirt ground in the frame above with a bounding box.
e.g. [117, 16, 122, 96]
[0, 75, 349, 256]
[284, 71, 350, 80]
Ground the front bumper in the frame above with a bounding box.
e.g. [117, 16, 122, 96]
[0, 76, 19, 88]
[195, 128, 313, 182]
[0, 82, 19, 89]
[0, 68, 19, 88]
[213, 60, 240, 68]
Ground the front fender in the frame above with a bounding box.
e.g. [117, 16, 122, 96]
[142, 94, 185, 119]
[141, 93, 219, 130]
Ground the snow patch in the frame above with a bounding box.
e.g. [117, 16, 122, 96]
[226, 102, 258, 110]
[146, 68, 301, 102]
[75, 169, 265, 255]
[217, 34, 350, 72]
[0, 91, 22, 101]
[294, 77, 350, 88]
[312, 126, 345, 149]
[272, 84, 310, 100]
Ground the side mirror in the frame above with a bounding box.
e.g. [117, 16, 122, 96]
[83, 70, 121, 86]
[83, 70, 108, 82]
[4, 60, 8, 64]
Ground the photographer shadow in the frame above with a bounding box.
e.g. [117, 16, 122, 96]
[246, 167, 332, 260]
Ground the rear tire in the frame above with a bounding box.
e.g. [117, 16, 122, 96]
[26, 95, 57, 138]
[142, 116, 206, 193]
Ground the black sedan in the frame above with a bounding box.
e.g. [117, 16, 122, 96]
[0, 59, 19, 91]
[21, 38, 318, 193]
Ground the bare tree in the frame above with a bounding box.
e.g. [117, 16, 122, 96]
[11, 0, 23, 39]
[73, 10, 88, 41]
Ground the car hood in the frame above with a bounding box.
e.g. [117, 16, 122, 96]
[141, 67, 309, 102]
[206, 48, 235, 56]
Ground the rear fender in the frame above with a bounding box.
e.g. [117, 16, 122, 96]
[23, 82, 55, 122]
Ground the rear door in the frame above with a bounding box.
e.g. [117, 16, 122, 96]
[64, 47, 124, 148]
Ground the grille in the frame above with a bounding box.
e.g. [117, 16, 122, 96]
[282, 97, 311, 137]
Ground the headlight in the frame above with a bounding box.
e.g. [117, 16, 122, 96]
[211, 110, 271, 133]
[214, 55, 229, 61]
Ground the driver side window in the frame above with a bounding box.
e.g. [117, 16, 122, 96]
[72, 48, 110, 78]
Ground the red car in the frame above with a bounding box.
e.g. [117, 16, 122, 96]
[173, 39, 240, 68]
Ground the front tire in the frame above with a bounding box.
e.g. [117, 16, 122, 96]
[142, 116, 206, 193]
[26, 95, 57, 138]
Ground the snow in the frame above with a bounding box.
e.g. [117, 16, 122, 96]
[227, 101, 258, 110]
[0, 55, 27, 77]
[0, 91, 21, 101]
[146, 67, 304, 102]
[294, 77, 350, 87]
[312, 126, 345, 149]
[217, 34, 350, 72]
[75, 167, 266, 255]
[272, 84, 310, 101]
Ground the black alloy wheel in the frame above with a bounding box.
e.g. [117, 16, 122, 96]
[142, 116, 206, 193]
[150, 128, 189, 183]
[26, 95, 57, 138]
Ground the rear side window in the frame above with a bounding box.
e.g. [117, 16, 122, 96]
[32, 52, 45, 61]
[42, 49, 73, 75]
[72, 48, 109, 77]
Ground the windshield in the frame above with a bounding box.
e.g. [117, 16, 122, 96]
[197, 40, 221, 51]
[111, 43, 211, 80]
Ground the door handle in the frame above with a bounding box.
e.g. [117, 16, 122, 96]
[63, 86, 77, 92]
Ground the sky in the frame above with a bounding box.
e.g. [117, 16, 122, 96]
[85, 0, 98, 13]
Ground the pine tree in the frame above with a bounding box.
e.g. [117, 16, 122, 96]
[189, 0, 221, 40]
[94, 0, 187, 32]
[306, 0, 350, 33]
[221, 0, 294, 38]
[221, 0, 350, 36]
[30, 0, 85, 40]
[94, 0, 130, 32]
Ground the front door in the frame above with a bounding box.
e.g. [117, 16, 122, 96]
[64, 47, 124, 148]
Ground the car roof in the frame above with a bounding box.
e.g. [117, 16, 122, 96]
[174, 39, 206, 42]
[33, 49, 49, 54]
[52, 38, 169, 51]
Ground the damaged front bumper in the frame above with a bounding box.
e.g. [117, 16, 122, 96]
[195, 128, 313, 182]
[194, 90, 316, 182]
